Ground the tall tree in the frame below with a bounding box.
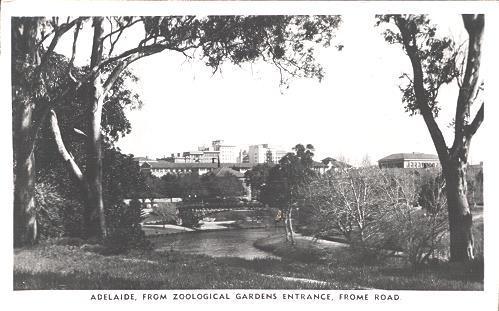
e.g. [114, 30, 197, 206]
[262, 144, 316, 243]
[12, 16, 342, 244]
[12, 17, 86, 246]
[377, 15, 484, 262]
[244, 163, 272, 201]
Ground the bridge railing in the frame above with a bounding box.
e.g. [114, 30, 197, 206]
[178, 201, 265, 210]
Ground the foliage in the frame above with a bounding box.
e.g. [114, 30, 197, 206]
[177, 208, 202, 228]
[302, 167, 450, 266]
[379, 169, 448, 266]
[148, 202, 179, 226]
[260, 144, 316, 207]
[144, 171, 245, 201]
[202, 172, 245, 198]
[34, 147, 150, 250]
[300, 166, 386, 244]
[12, 15, 342, 244]
[143, 16, 341, 88]
[103, 199, 151, 254]
[376, 15, 461, 117]
[102, 148, 147, 203]
[101, 150, 150, 253]
[376, 14, 484, 262]
[466, 165, 483, 206]
[34, 177, 83, 239]
[244, 163, 272, 201]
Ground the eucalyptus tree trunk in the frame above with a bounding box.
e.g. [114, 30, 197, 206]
[394, 14, 484, 262]
[13, 134, 37, 246]
[443, 157, 474, 261]
[12, 18, 41, 246]
[84, 17, 107, 239]
[285, 207, 295, 245]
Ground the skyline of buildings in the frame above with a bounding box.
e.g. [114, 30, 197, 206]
[148, 140, 293, 166]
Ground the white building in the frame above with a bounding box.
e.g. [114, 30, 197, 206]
[212, 140, 239, 163]
[248, 144, 289, 164]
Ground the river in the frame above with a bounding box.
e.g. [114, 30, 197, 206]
[153, 227, 284, 259]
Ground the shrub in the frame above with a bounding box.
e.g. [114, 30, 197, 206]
[177, 208, 202, 228]
[35, 179, 84, 239]
[103, 199, 151, 254]
[378, 169, 449, 266]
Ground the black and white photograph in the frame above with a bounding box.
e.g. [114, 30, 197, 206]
[2, 0, 498, 310]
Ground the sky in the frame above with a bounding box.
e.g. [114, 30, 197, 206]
[58, 14, 485, 166]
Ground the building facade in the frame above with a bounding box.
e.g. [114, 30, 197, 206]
[141, 161, 253, 178]
[248, 144, 289, 164]
[378, 153, 440, 169]
[212, 140, 239, 163]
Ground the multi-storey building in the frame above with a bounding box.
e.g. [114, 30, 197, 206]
[212, 140, 239, 163]
[248, 144, 289, 164]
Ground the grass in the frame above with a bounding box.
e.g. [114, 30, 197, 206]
[14, 242, 332, 290]
[253, 234, 483, 291]
[14, 235, 483, 290]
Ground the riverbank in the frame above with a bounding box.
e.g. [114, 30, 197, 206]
[253, 234, 483, 290]
[15, 235, 482, 290]
[13, 240, 348, 290]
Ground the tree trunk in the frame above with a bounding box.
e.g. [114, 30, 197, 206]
[13, 145, 37, 246]
[285, 207, 295, 245]
[84, 85, 107, 239]
[444, 160, 474, 262]
[12, 18, 41, 247]
[81, 17, 107, 239]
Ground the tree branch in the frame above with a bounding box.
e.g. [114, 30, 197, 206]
[49, 110, 86, 184]
[395, 16, 450, 163]
[34, 17, 87, 78]
[28, 77, 82, 158]
[453, 14, 484, 150]
[466, 102, 484, 138]
[68, 19, 82, 71]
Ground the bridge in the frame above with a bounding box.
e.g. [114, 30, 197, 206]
[177, 201, 268, 220]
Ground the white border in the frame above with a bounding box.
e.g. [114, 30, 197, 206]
[2, 1, 498, 311]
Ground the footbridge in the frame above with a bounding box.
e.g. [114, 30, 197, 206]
[177, 201, 267, 219]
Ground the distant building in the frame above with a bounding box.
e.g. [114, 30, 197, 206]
[312, 161, 328, 174]
[238, 150, 249, 163]
[378, 152, 440, 169]
[321, 157, 352, 171]
[133, 156, 157, 166]
[212, 140, 239, 163]
[248, 144, 289, 164]
[140, 161, 253, 178]
[169, 140, 238, 164]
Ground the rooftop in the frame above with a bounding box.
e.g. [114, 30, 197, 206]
[141, 160, 325, 169]
[211, 167, 245, 178]
[379, 153, 439, 162]
[142, 161, 253, 169]
[321, 157, 352, 168]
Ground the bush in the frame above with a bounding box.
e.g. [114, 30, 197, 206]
[378, 169, 449, 266]
[35, 179, 84, 239]
[177, 208, 202, 228]
[103, 199, 151, 254]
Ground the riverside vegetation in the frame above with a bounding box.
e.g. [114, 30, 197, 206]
[14, 232, 483, 290]
[13, 15, 484, 290]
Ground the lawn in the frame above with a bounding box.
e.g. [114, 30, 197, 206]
[14, 235, 483, 290]
[253, 234, 483, 291]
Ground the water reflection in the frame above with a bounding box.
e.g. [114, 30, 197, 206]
[154, 227, 284, 259]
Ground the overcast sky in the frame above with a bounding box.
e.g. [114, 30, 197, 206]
[58, 14, 485, 166]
